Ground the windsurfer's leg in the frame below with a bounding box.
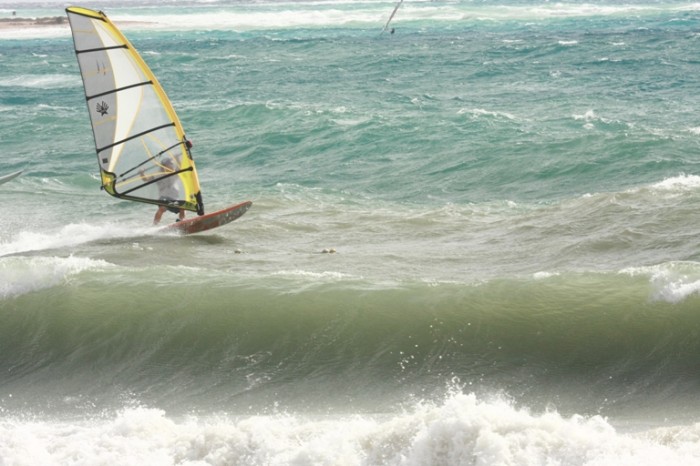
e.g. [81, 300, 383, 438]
[178, 209, 185, 221]
[153, 206, 166, 225]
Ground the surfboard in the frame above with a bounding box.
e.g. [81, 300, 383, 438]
[0, 170, 23, 186]
[162, 200, 252, 235]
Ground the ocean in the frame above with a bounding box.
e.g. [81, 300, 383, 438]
[3, 0, 700, 464]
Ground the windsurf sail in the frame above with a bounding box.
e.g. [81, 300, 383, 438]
[66, 7, 204, 215]
[382, 0, 404, 33]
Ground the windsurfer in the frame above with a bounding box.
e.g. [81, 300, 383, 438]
[140, 159, 185, 224]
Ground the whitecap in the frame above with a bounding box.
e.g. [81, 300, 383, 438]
[0, 74, 78, 89]
[2, 393, 700, 465]
[0, 222, 153, 257]
[0, 255, 112, 298]
[620, 262, 700, 304]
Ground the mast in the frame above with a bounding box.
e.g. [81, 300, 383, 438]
[382, 0, 404, 33]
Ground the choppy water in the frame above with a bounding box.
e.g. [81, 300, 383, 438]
[3, 1, 700, 464]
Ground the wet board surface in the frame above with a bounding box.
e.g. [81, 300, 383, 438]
[162, 200, 252, 235]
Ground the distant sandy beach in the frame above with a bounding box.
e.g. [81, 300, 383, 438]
[0, 16, 149, 31]
[0, 16, 69, 30]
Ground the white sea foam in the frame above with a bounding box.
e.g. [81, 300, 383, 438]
[572, 109, 629, 130]
[533, 271, 559, 280]
[614, 174, 700, 202]
[573, 109, 598, 122]
[0, 255, 112, 299]
[650, 173, 700, 192]
[653, 278, 700, 304]
[0, 74, 78, 89]
[0, 392, 699, 465]
[112, 8, 382, 32]
[460, 108, 517, 121]
[0, 222, 153, 257]
[271, 269, 353, 281]
[621, 262, 700, 304]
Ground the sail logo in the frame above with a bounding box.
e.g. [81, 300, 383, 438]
[96, 101, 109, 116]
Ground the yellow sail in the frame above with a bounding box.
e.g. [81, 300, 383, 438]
[66, 6, 204, 215]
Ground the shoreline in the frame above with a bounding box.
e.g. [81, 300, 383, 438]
[0, 16, 149, 31]
[0, 16, 68, 29]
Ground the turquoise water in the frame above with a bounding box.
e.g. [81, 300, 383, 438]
[3, 1, 700, 464]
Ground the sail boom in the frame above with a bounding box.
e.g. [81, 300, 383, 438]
[117, 140, 183, 178]
[118, 168, 193, 196]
